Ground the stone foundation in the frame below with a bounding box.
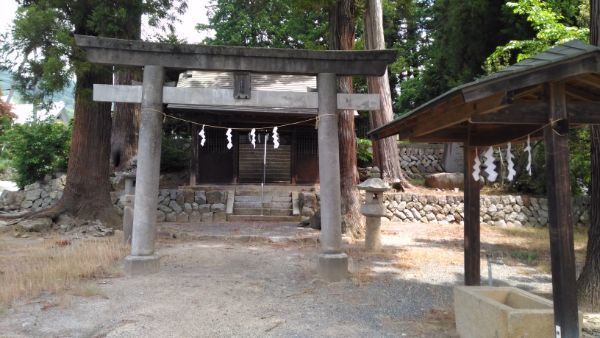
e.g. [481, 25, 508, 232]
[0, 174, 65, 212]
[398, 144, 445, 176]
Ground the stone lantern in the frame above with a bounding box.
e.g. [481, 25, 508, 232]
[118, 172, 136, 244]
[357, 167, 390, 251]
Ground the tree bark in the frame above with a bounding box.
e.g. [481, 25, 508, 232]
[111, 68, 141, 171]
[111, 1, 143, 172]
[364, 0, 411, 189]
[52, 63, 120, 226]
[329, 0, 364, 237]
[577, 0, 600, 311]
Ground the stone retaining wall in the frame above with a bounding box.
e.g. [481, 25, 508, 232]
[398, 144, 445, 176]
[382, 193, 590, 227]
[0, 174, 65, 212]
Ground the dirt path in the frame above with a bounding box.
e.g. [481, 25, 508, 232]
[0, 221, 593, 337]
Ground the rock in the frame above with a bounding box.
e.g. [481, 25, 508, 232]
[301, 206, 315, 217]
[176, 193, 185, 205]
[202, 212, 213, 222]
[213, 211, 227, 222]
[206, 191, 225, 204]
[300, 192, 318, 209]
[166, 212, 177, 222]
[168, 200, 182, 213]
[189, 211, 202, 222]
[424, 173, 464, 190]
[425, 212, 436, 221]
[56, 214, 77, 232]
[25, 189, 42, 201]
[158, 204, 172, 213]
[211, 203, 225, 212]
[176, 212, 189, 222]
[182, 190, 195, 203]
[198, 204, 211, 213]
[24, 182, 40, 191]
[494, 220, 507, 227]
[16, 217, 53, 232]
[20, 200, 33, 209]
[309, 209, 321, 230]
[169, 189, 178, 200]
[183, 203, 192, 212]
[195, 191, 207, 205]
[156, 210, 166, 222]
[191, 202, 199, 210]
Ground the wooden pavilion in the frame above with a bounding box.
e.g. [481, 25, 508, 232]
[370, 40, 600, 337]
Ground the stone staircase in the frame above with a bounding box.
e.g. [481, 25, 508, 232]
[227, 189, 301, 222]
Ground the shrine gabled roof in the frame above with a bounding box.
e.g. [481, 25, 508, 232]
[369, 40, 600, 146]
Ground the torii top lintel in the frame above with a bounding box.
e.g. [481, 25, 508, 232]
[74, 35, 397, 76]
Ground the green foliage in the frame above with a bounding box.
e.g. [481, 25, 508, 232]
[198, 0, 328, 49]
[1, 0, 187, 107]
[1, 121, 71, 188]
[484, 0, 589, 73]
[356, 138, 373, 166]
[160, 118, 190, 172]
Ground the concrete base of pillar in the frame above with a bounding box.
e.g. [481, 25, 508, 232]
[124, 255, 160, 276]
[318, 252, 349, 282]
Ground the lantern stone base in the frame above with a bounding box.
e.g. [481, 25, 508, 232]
[317, 252, 348, 282]
[454, 286, 582, 338]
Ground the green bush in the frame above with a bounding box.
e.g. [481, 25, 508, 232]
[356, 138, 373, 167]
[1, 121, 71, 188]
[160, 134, 190, 172]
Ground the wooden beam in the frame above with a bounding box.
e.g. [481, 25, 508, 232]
[544, 82, 579, 337]
[93, 84, 381, 111]
[411, 93, 505, 137]
[471, 101, 600, 125]
[75, 35, 396, 76]
[566, 85, 599, 101]
[470, 101, 547, 124]
[463, 130, 480, 286]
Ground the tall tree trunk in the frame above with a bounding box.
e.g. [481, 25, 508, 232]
[111, 68, 141, 171]
[364, 0, 411, 189]
[52, 63, 119, 225]
[111, 1, 143, 172]
[329, 0, 364, 237]
[577, 0, 600, 312]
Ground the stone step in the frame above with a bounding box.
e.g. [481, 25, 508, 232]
[227, 214, 301, 222]
[233, 208, 293, 216]
[234, 202, 292, 209]
[235, 190, 291, 197]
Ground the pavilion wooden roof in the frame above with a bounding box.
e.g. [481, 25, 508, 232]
[369, 40, 600, 146]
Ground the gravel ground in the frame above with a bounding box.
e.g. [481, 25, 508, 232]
[0, 221, 596, 337]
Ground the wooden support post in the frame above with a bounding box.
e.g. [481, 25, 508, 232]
[463, 135, 481, 286]
[189, 124, 198, 186]
[544, 82, 579, 337]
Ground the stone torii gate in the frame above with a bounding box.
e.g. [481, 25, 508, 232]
[75, 35, 397, 280]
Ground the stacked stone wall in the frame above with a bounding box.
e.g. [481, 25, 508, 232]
[398, 144, 445, 176]
[382, 193, 590, 227]
[154, 189, 227, 223]
[0, 175, 65, 212]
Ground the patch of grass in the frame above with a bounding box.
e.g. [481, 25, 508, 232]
[0, 235, 128, 305]
[510, 250, 539, 264]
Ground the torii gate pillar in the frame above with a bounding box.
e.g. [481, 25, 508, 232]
[316, 73, 348, 281]
[124, 65, 165, 275]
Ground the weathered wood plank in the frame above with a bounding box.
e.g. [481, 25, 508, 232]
[470, 101, 600, 125]
[544, 82, 579, 337]
[93, 84, 380, 111]
[463, 134, 481, 286]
